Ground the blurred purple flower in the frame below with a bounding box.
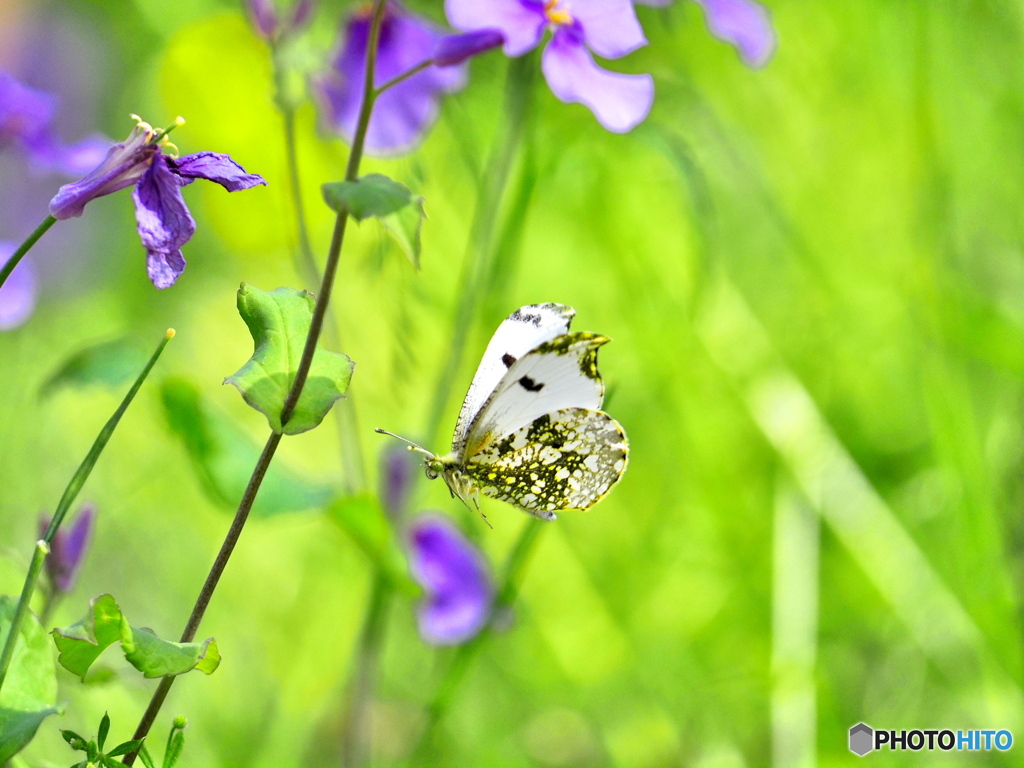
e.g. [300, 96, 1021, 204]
[316, 3, 501, 156]
[408, 515, 493, 645]
[0, 242, 37, 331]
[245, 0, 315, 39]
[636, 0, 776, 68]
[0, 71, 110, 176]
[446, 0, 654, 132]
[39, 505, 96, 594]
[49, 116, 267, 288]
[246, 0, 280, 39]
[379, 445, 417, 520]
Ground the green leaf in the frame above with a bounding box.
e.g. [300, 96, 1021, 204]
[52, 595, 220, 680]
[123, 628, 220, 678]
[107, 738, 145, 757]
[97, 712, 110, 750]
[40, 337, 149, 397]
[0, 597, 59, 764]
[328, 495, 418, 595]
[322, 174, 425, 268]
[225, 285, 355, 435]
[138, 744, 157, 768]
[51, 594, 129, 680]
[161, 377, 335, 516]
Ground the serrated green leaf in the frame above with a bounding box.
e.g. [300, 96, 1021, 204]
[322, 174, 425, 268]
[0, 597, 58, 764]
[225, 285, 355, 435]
[51, 594, 130, 680]
[40, 337, 149, 397]
[123, 628, 220, 678]
[161, 377, 335, 516]
[52, 595, 220, 680]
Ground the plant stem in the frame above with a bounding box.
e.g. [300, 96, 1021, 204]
[121, 2, 389, 761]
[410, 517, 546, 759]
[275, 47, 367, 494]
[340, 572, 392, 767]
[0, 329, 173, 697]
[0, 541, 48, 691]
[374, 60, 431, 96]
[0, 215, 56, 292]
[423, 56, 536, 447]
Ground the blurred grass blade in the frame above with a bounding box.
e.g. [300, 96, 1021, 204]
[696, 276, 1024, 727]
[40, 337, 149, 398]
[161, 377, 335, 517]
[771, 480, 819, 768]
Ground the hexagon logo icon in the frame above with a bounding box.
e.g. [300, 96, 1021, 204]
[849, 723, 874, 756]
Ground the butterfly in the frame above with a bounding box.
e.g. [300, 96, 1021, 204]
[377, 303, 628, 521]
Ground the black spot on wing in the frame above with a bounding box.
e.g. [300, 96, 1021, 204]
[519, 376, 544, 392]
[502, 353, 516, 368]
[510, 308, 542, 326]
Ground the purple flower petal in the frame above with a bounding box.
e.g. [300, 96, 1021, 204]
[0, 71, 56, 148]
[246, 0, 279, 38]
[21, 132, 113, 177]
[434, 29, 505, 67]
[169, 151, 267, 191]
[379, 446, 417, 520]
[445, 0, 545, 56]
[0, 243, 37, 331]
[147, 249, 187, 290]
[291, 0, 315, 30]
[49, 124, 158, 219]
[571, 0, 647, 58]
[41, 505, 97, 594]
[696, 0, 776, 68]
[408, 515, 493, 645]
[134, 155, 196, 288]
[541, 30, 654, 133]
[318, 3, 467, 156]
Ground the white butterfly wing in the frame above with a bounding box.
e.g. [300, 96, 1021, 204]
[452, 303, 575, 451]
[462, 332, 607, 456]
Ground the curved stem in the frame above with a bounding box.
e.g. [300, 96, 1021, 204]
[121, 2, 389, 761]
[0, 215, 56, 292]
[374, 60, 431, 97]
[410, 517, 546, 759]
[0, 329, 173, 697]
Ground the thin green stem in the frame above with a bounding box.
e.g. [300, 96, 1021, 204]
[274, 46, 367, 494]
[121, 3, 390, 761]
[374, 60, 431, 97]
[0, 542, 49, 692]
[423, 56, 536, 447]
[410, 517, 545, 759]
[0, 215, 56, 292]
[0, 329, 173, 698]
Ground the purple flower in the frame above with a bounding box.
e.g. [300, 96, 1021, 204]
[316, 3, 501, 156]
[49, 116, 267, 289]
[637, 0, 776, 68]
[245, 0, 315, 39]
[0, 71, 110, 176]
[379, 445, 417, 520]
[407, 515, 493, 645]
[39, 505, 96, 595]
[0, 243, 37, 331]
[446, 0, 654, 132]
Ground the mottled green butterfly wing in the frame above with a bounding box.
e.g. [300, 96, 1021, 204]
[462, 408, 628, 520]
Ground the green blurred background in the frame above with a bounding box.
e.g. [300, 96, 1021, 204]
[3, 0, 1024, 765]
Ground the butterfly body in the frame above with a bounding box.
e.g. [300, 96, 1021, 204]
[379, 303, 628, 521]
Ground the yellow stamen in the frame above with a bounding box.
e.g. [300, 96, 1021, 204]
[161, 140, 180, 158]
[544, 0, 572, 25]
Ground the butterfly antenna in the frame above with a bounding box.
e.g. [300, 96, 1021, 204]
[374, 428, 434, 458]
